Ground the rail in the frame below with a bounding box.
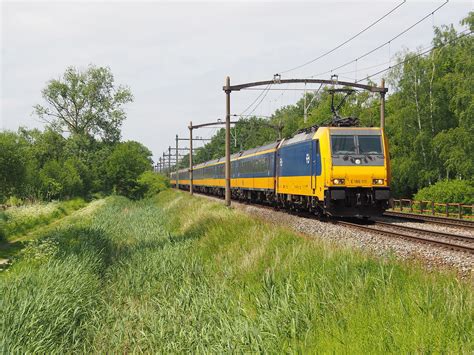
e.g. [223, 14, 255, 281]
[334, 220, 474, 254]
[390, 199, 473, 220]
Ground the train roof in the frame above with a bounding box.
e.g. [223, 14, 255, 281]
[237, 141, 279, 159]
[279, 131, 314, 147]
[192, 141, 280, 168]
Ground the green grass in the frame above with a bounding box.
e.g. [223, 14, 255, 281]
[0, 198, 87, 242]
[1, 191, 472, 352]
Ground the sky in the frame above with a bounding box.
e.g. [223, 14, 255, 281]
[1, 0, 472, 163]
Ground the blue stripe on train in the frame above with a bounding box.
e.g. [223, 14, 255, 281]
[277, 140, 322, 177]
[232, 152, 275, 178]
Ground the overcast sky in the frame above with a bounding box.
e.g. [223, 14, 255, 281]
[1, 0, 471, 163]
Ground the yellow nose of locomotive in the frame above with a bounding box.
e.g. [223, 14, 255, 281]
[324, 127, 390, 217]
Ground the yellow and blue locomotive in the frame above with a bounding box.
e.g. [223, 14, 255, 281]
[171, 125, 390, 218]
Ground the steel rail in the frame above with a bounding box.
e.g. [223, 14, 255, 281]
[383, 211, 474, 229]
[334, 220, 474, 254]
[373, 221, 474, 243]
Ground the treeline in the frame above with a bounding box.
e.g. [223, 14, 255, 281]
[0, 66, 167, 204]
[179, 13, 473, 200]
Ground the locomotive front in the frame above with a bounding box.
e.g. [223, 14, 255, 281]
[322, 127, 391, 217]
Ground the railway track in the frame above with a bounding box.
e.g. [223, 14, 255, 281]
[193, 192, 474, 254]
[383, 211, 474, 230]
[334, 220, 474, 254]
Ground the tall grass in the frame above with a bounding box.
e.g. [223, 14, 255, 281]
[0, 198, 87, 241]
[0, 191, 472, 352]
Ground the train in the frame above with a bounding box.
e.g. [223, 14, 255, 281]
[170, 125, 391, 218]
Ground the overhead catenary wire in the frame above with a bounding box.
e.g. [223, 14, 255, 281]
[312, 0, 449, 78]
[278, 0, 407, 75]
[245, 84, 273, 117]
[239, 83, 272, 115]
[355, 29, 472, 83]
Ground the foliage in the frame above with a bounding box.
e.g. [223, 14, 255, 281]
[4, 196, 24, 207]
[105, 141, 153, 198]
[386, 13, 473, 196]
[0, 65, 156, 202]
[34, 65, 133, 142]
[1, 192, 472, 352]
[414, 179, 474, 204]
[135, 172, 169, 199]
[0, 132, 28, 202]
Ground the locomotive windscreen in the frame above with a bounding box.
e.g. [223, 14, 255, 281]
[331, 136, 356, 155]
[358, 136, 383, 154]
[330, 129, 384, 166]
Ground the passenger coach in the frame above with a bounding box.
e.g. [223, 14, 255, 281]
[170, 125, 391, 218]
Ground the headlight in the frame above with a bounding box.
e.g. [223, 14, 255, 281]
[372, 179, 384, 185]
[333, 179, 345, 185]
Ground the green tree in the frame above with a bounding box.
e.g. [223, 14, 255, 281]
[34, 65, 133, 142]
[106, 141, 153, 198]
[386, 13, 473, 195]
[0, 132, 28, 202]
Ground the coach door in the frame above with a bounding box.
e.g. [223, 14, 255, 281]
[311, 140, 320, 194]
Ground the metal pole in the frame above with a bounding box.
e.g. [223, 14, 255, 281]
[168, 147, 171, 177]
[380, 78, 385, 129]
[225, 76, 231, 207]
[175, 134, 179, 188]
[189, 121, 193, 195]
[303, 82, 307, 123]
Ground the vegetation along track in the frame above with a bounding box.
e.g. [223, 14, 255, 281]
[196, 192, 474, 255]
[384, 211, 474, 230]
[334, 220, 474, 255]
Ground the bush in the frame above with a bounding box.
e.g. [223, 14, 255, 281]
[0, 212, 6, 242]
[105, 141, 153, 198]
[5, 196, 23, 207]
[134, 172, 169, 199]
[414, 180, 474, 204]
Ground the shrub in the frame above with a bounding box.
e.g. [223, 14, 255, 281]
[5, 196, 23, 207]
[414, 179, 474, 204]
[105, 141, 153, 198]
[135, 172, 169, 199]
[0, 212, 6, 242]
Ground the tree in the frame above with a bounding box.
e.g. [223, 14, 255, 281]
[385, 13, 473, 195]
[0, 132, 28, 202]
[105, 141, 153, 198]
[34, 65, 133, 142]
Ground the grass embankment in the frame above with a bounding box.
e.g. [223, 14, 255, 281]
[0, 198, 87, 241]
[1, 191, 472, 352]
[0, 199, 87, 260]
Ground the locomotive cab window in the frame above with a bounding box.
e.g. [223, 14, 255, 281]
[358, 135, 382, 154]
[331, 135, 356, 155]
[330, 132, 385, 166]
